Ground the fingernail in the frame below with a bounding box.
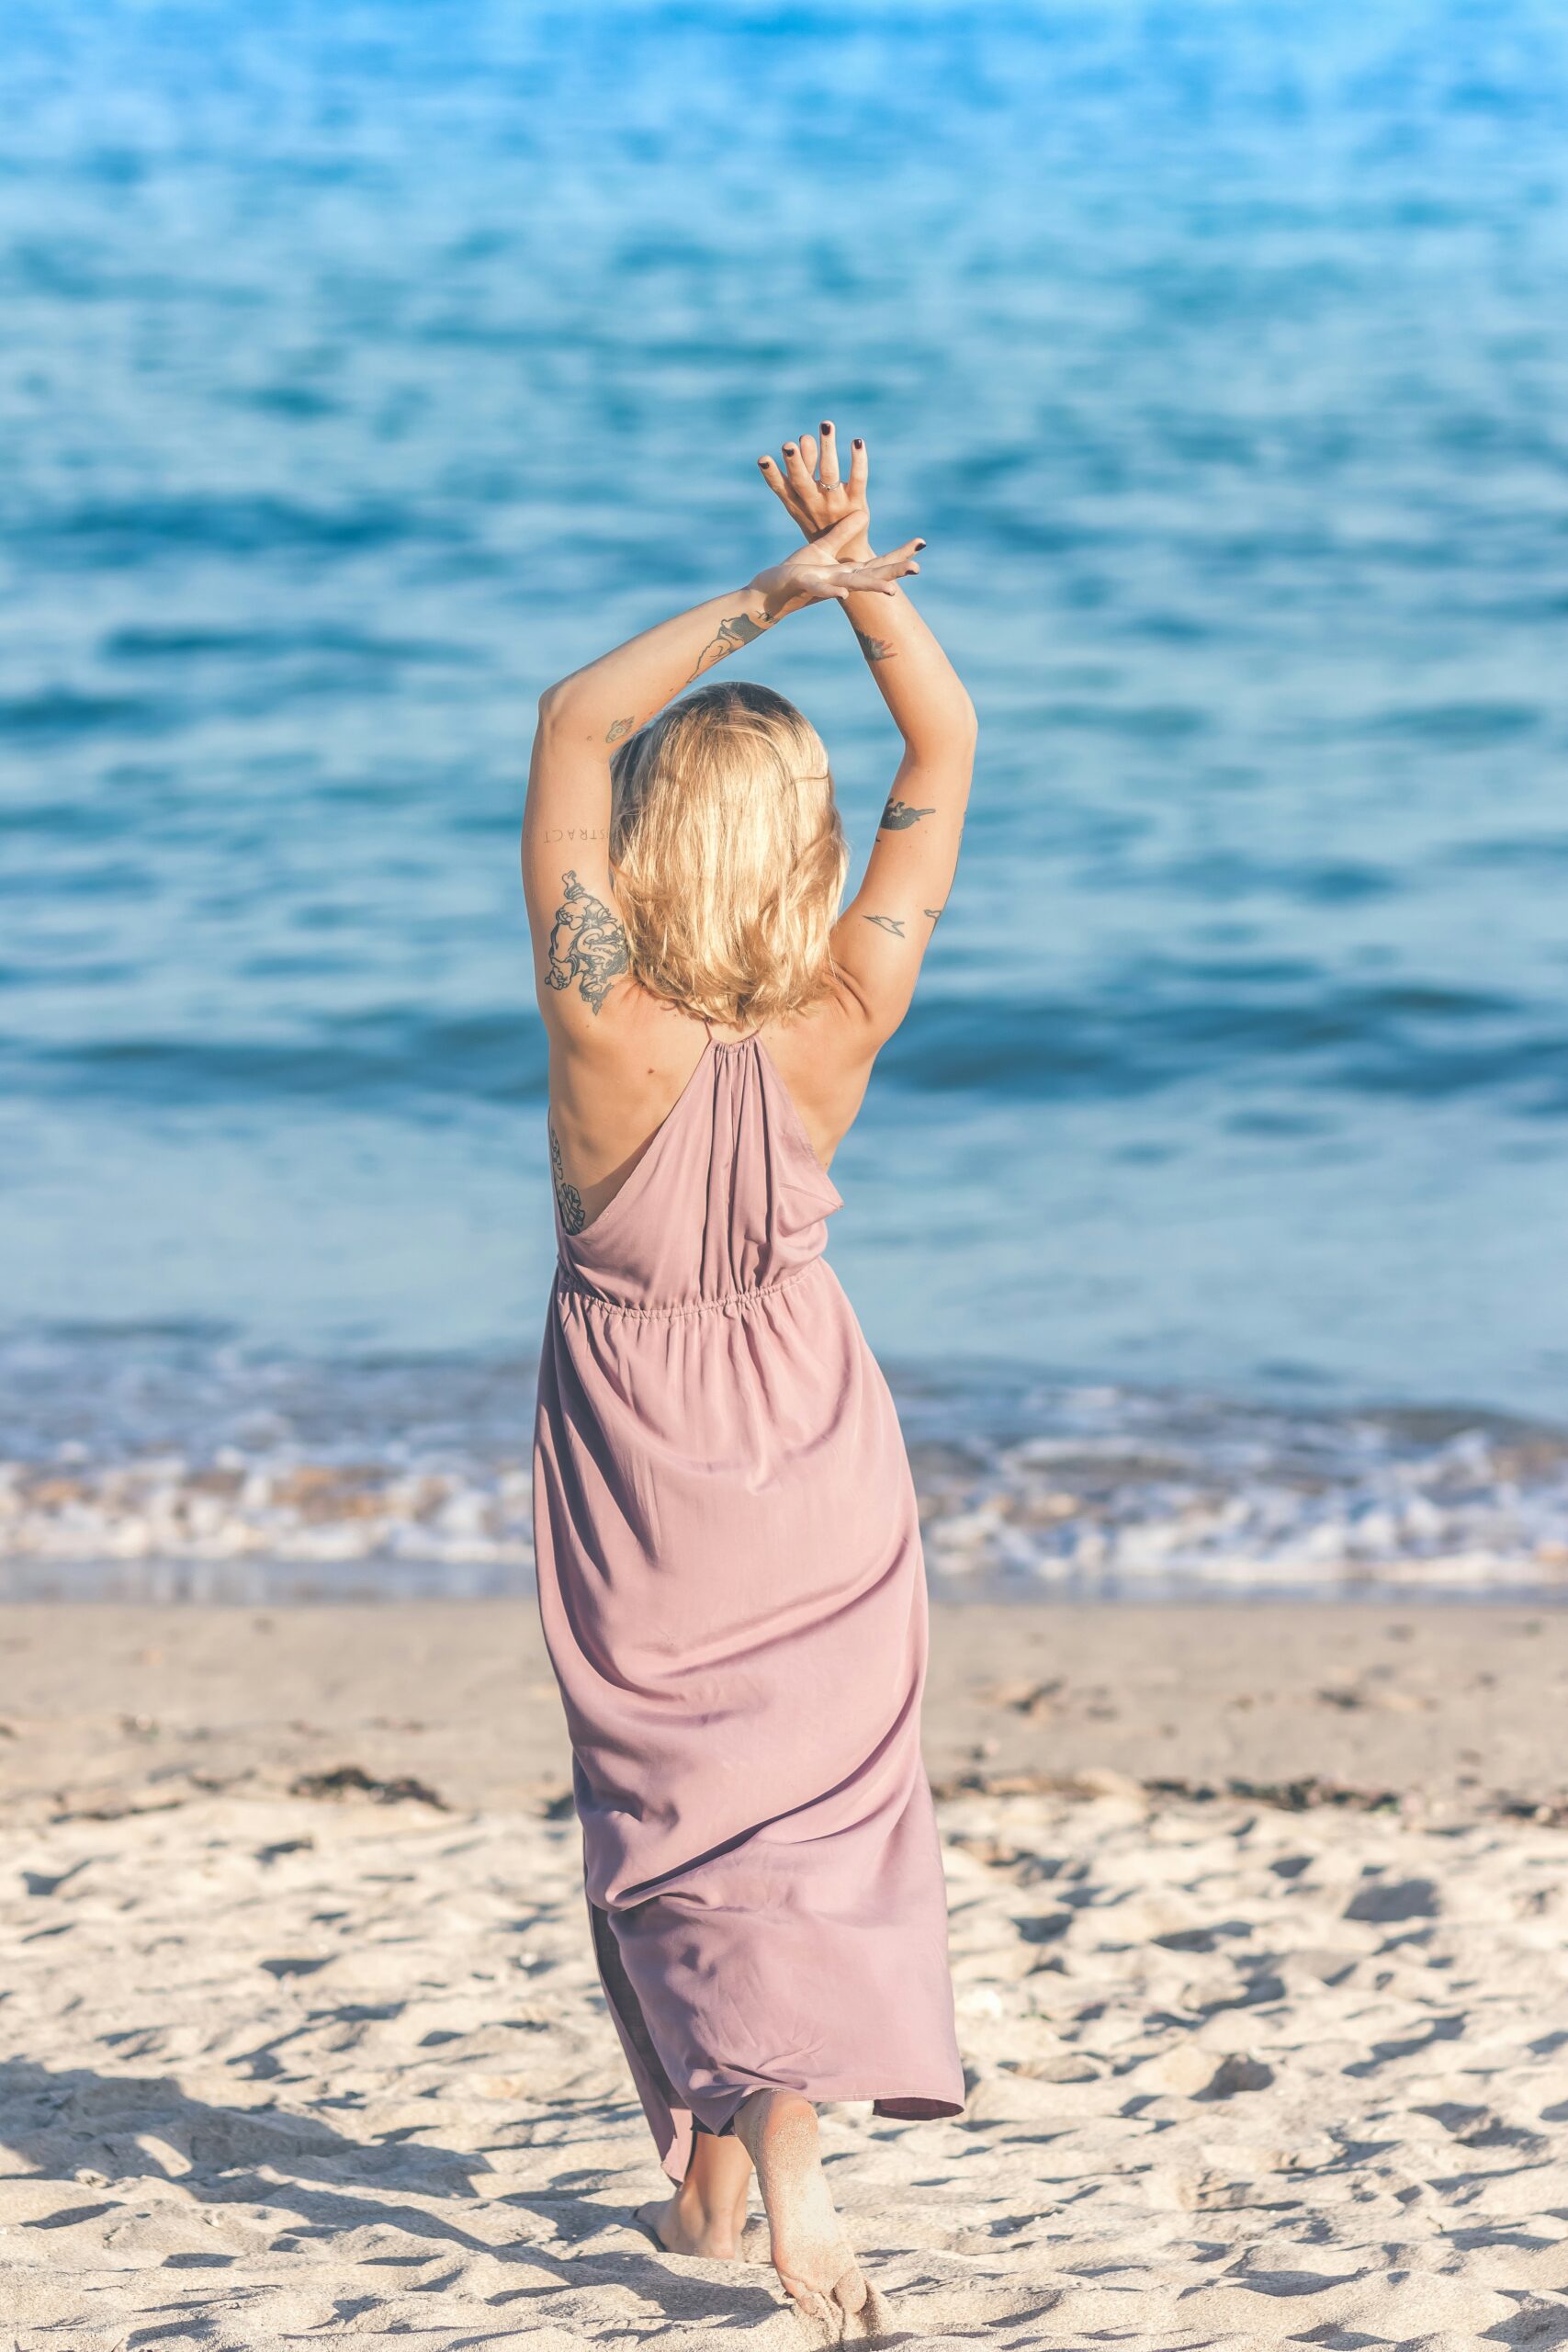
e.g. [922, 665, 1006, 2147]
[821, 421, 832, 432]
[915, 539, 927, 548]
[784, 444, 795, 454]
[852, 437, 863, 448]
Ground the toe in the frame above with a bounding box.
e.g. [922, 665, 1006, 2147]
[844, 2280, 894, 2341]
[832, 2266, 869, 2318]
[786, 2282, 839, 2340]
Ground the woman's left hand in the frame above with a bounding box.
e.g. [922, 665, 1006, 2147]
[758, 424, 874, 558]
[750, 515, 922, 619]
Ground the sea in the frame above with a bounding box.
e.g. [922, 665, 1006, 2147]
[4, 1, 1568, 1600]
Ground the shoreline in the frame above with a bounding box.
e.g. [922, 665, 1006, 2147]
[9, 1569, 1568, 1607]
[4, 1596, 1565, 1826]
[7, 1350, 1566, 1603]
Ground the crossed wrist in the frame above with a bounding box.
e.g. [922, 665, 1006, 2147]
[807, 517, 874, 558]
[746, 578, 793, 625]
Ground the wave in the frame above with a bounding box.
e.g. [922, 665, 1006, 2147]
[2, 980, 1559, 1114]
[3, 1335, 1566, 1603]
[100, 624, 479, 669]
[20, 494, 454, 569]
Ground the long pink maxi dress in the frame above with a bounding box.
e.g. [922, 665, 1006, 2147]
[532, 1032, 964, 2182]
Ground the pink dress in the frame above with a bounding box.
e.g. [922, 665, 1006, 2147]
[532, 1033, 964, 2182]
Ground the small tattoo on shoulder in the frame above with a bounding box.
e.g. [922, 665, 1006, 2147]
[853, 627, 894, 663]
[924, 906, 944, 921]
[879, 797, 935, 831]
[605, 716, 633, 744]
[549, 1123, 586, 1234]
[863, 912, 906, 938]
[545, 869, 630, 1014]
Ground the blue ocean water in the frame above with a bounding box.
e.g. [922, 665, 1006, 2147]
[4, 2, 1568, 1593]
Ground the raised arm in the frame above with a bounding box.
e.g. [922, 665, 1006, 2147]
[759, 425, 976, 1045]
[522, 517, 922, 1035]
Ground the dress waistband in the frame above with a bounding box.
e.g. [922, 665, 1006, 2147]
[553, 1261, 822, 1323]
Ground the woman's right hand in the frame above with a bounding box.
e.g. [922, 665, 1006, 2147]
[749, 514, 922, 620]
[758, 424, 874, 560]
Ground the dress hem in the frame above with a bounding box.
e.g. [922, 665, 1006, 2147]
[674, 2085, 964, 2180]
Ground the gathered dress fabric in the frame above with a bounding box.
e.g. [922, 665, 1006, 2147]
[532, 1034, 964, 2181]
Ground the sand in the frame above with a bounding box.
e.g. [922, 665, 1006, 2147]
[3, 1600, 1567, 2347]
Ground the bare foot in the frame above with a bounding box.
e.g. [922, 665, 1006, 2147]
[634, 2190, 744, 2260]
[734, 2089, 870, 2332]
[633, 2129, 753, 2261]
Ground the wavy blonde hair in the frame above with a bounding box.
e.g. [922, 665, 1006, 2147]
[609, 681, 848, 1028]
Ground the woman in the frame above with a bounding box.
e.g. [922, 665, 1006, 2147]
[526, 424, 977, 2333]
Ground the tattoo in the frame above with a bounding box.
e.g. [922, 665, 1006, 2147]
[878, 797, 935, 831]
[924, 906, 944, 921]
[549, 1123, 585, 1235]
[853, 627, 894, 663]
[687, 608, 766, 681]
[544, 870, 630, 1014]
[605, 717, 633, 744]
[545, 825, 608, 843]
[863, 913, 906, 938]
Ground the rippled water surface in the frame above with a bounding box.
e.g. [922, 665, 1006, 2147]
[4, 3, 1568, 1590]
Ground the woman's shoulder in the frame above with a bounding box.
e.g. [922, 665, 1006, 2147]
[757, 991, 878, 1169]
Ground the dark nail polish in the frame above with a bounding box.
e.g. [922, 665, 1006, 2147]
[852, 437, 863, 448]
[915, 539, 927, 548]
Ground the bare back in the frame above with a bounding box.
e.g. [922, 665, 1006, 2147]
[546, 983, 875, 1236]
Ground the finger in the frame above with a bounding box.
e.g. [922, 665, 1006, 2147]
[815, 511, 870, 553]
[798, 431, 819, 482]
[756, 453, 802, 517]
[846, 548, 920, 590]
[818, 420, 840, 488]
[782, 439, 816, 498]
[847, 435, 869, 499]
[856, 550, 922, 582]
[792, 567, 853, 604]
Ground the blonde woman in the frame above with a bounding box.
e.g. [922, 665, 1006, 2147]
[526, 425, 976, 2331]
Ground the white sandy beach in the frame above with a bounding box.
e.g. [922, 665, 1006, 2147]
[3, 1601, 1567, 2347]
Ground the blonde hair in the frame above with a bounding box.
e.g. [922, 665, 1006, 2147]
[610, 681, 848, 1028]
